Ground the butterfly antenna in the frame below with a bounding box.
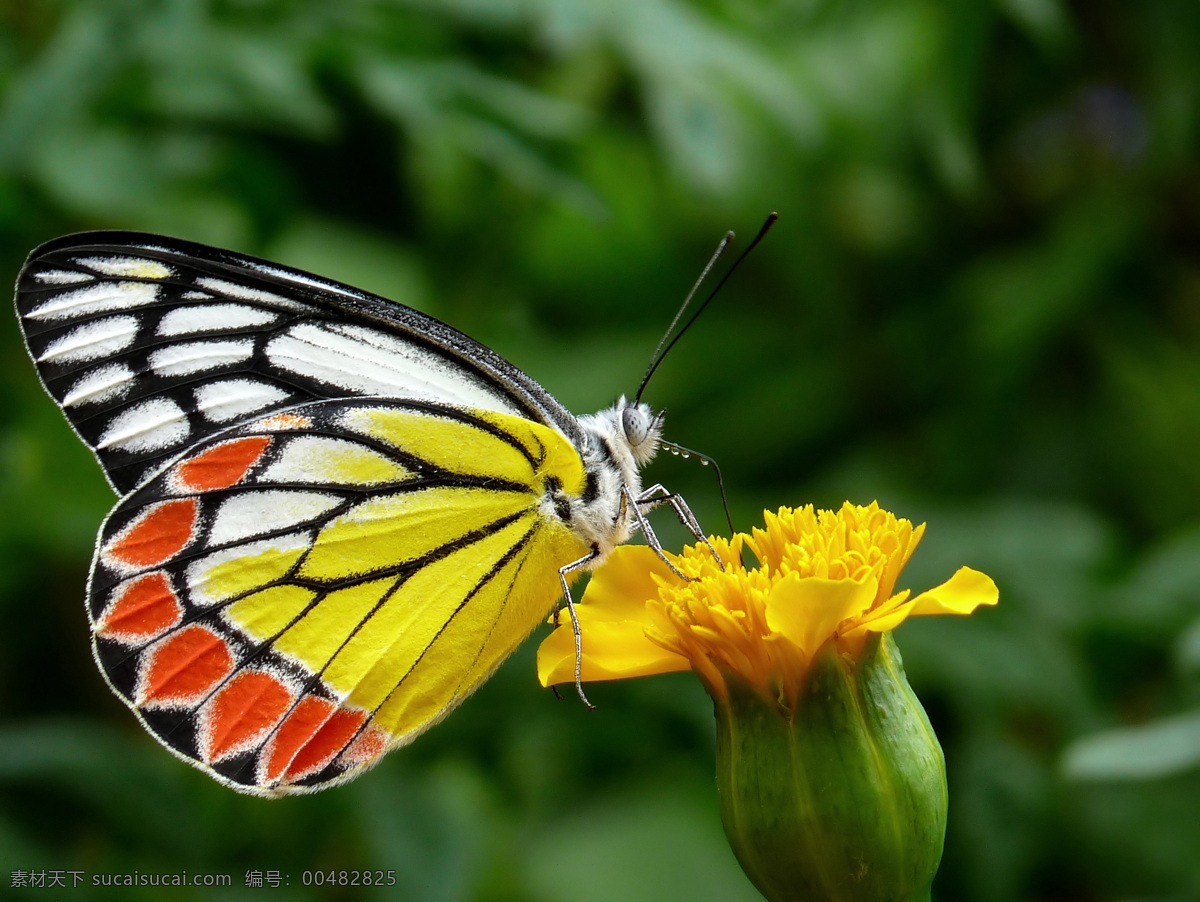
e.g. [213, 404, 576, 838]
[660, 440, 735, 536]
[635, 212, 778, 404]
[635, 231, 734, 405]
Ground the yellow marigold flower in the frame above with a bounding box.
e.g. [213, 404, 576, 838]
[537, 501, 998, 902]
[538, 501, 997, 701]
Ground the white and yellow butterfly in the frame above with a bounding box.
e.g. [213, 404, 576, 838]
[13, 231, 710, 796]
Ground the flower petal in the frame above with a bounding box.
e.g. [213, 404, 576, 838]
[578, 545, 680, 622]
[856, 567, 999, 634]
[536, 545, 694, 686]
[765, 570, 880, 660]
[537, 615, 691, 686]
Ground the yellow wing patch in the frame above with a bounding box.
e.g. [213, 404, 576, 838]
[449, 513, 590, 705]
[272, 577, 400, 671]
[188, 534, 312, 607]
[299, 486, 531, 581]
[474, 410, 589, 496]
[339, 406, 533, 484]
[369, 514, 588, 738]
[225, 584, 319, 640]
[338, 405, 588, 496]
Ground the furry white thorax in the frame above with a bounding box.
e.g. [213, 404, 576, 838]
[551, 396, 664, 563]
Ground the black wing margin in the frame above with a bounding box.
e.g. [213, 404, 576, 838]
[14, 231, 583, 495]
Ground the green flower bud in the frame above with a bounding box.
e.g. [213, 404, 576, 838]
[713, 633, 946, 902]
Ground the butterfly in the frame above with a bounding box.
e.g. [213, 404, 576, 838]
[13, 231, 710, 796]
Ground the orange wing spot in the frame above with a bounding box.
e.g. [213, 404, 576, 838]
[175, 436, 271, 492]
[262, 696, 336, 783]
[256, 413, 312, 431]
[96, 572, 182, 642]
[261, 696, 367, 784]
[137, 625, 233, 708]
[282, 706, 368, 783]
[202, 670, 294, 763]
[105, 499, 198, 570]
[339, 725, 389, 769]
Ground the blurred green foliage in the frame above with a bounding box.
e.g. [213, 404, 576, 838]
[2, 0, 1200, 899]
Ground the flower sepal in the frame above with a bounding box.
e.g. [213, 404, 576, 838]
[714, 632, 946, 902]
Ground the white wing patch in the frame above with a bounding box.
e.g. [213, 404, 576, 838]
[195, 277, 317, 312]
[208, 490, 342, 546]
[26, 281, 159, 321]
[33, 269, 94, 285]
[193, 380, 291, 423]
[62, 363, 136, 407]
[75, 256, 173, 280]
[97, 397, 190, 452]
[149, 339, 255, 378]
[266, 322, 525, 416]
[246, 260, 367, 302]
[38, 315, 140, 364]
[158, 304, 279, 336]
[260, 434, 415, 486]
[258, 435, 412, 486]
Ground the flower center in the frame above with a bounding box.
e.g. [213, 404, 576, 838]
[645, 503, 926, 700]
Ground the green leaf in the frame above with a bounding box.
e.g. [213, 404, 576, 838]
[1063, 711, 1200, 781]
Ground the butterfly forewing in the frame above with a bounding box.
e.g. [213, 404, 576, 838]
[87, 399, 592, 795]
[15, 232, 582, 494]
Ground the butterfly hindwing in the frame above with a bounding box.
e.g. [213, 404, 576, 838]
[15, 231, 583, 494]
[87, 398, 592, 795]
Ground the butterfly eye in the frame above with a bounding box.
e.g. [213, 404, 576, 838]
[621, 406, 648, 446]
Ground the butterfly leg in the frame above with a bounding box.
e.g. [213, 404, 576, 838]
[558, 551, 599, 709]
[621, 485, 694, 581]
[631, 484, 725, 571]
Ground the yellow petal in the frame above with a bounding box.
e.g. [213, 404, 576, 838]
[765, 570, 881, 660]
[856, 567, 999, 634]
[576, 544, 680, 622]
[537, 615, 691, 686]
[909, 567, 998, 614]
[536, 545, 693, 686]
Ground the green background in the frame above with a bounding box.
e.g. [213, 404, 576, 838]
[3, 1, 1200, 899]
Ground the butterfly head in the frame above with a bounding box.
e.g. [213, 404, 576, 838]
[568, 396, 664, 554]
[577, 396, 664, 481]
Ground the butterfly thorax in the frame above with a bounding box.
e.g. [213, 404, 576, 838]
[559, 397, 664, 563]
